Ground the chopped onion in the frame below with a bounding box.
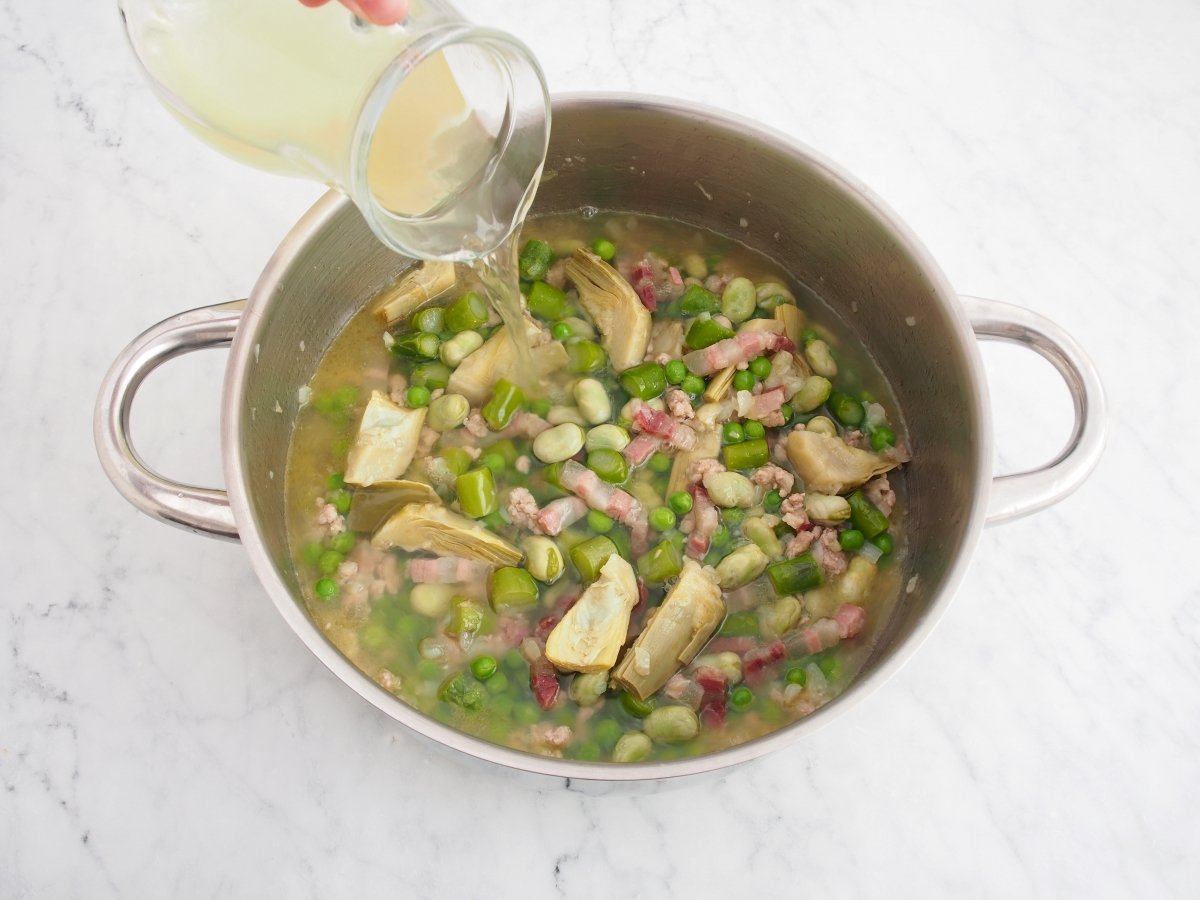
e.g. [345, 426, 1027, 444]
[858, 542, 884, 564]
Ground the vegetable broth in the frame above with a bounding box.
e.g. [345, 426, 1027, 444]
[285, 211, 908, 762]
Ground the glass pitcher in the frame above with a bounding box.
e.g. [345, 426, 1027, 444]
[119, 0, 551, 261]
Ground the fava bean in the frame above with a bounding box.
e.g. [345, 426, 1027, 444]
[716, 543, 770, 589]
[439, 330, 484, 367]
[533, 423, 586, 463]
[643, 705, 700, 744]
[427, 393, 469, 431]
[805, 339, 838, 377]
[805, 415, 838, 437]
[612, 732, 653, 763]
[804, 492, 852, 525]
[792, 375, 832, 413]
[522, 536, 565, 584]
[586, 424, 631, 452]
[574, 378, 613, 424]
[704, 471, 757, 508]
[721, 277, 757, 323]
[410, 583, 454, 618]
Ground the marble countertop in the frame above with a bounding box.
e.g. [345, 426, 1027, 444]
[3, 0, 1198, 896]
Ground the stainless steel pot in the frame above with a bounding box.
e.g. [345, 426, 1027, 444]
[95, 95, 1106, 787]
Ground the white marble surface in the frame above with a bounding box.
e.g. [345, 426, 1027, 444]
[2, 0, 1198, 896]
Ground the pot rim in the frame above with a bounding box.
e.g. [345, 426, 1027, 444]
[223, 92, 991, 783]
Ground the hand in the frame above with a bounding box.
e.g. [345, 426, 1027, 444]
[298, 0, 409, 26]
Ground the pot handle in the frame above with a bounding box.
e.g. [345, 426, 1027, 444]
[94, 301, 244, 541]
[961, 295, 1107, 526]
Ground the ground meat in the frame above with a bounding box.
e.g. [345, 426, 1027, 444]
[526, 723, 573, 756]
[864, 475, 896, 517]
[760, 410, 786, 428]
[544, 258, 568, 290]
[335, 560, 359, 582]
[665, 388, 694, 420]
[812, 527, 849, 577]
[378, 669, 402, 693]
[844, 429, 868, 449]
[387, 372, 408, 405]
[688, 457, 726, 485]
[315, 501, 347, 536]
[464, 411, 489, 438]
[751, 464, 795, 495]
[780, 492, 808, 531]
[785, 530, 818, 558]
[506, 487, 542, 532]
[416, 426, 439, 457]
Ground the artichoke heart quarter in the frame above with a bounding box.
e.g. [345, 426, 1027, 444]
[545, 555, 639, 673]
[343, 391, 427, 486]
[372, 503, 523, 566]
[565, 247, 651, 371]
[786, 429, 902, 495]
[612, 559, 725, 700]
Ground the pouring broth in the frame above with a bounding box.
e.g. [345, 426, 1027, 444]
[284, 211, 909, 762]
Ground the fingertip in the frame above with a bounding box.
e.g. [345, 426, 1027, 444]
[356, 0, 410, 25]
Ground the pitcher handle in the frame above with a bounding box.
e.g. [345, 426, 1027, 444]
[94, 301, 244, 541]
[961, 295, 1107, 526]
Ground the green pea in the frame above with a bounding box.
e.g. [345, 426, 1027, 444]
[827, 390, 865, 427]
[733, 370, 756, 392]
[838, 529, 865, 551]
[818, 655, 840, 681]
[314, 577, 339, 600]
[802, 328, 820, 345]
[587, 509, 616, 534]
[648, 507, 676, 531]
[681, 375, 705, 397]
[711, 524, 731, 547]
[749, 356, 772, 379]
[743, 420, 765, 439]
[730, 686, 753, 708]
[668, 490, 693, 515]
[722, 422, 744, 444]
[515, 703, 541, 725]
[302, 542, 323, 565]
[406, 385, 431, 408]
[329, 531, 355, 554]
[576, 741, 602, 761]
[327, 489, 352, 515]
[485, 671, 510, 694]
[326, 472, 345, 491]
[471, 656, 498, 681]
[503, 648, 525, 671]
[665, 359, 688, 384]
[416, 658, 443, 681]
[591, 238, 616, 261]
[872, 532, 894, 555]
[721, 507, 745, 528]
[870, 425, 896, 451]
[482, 452, 506, 475]
[620, 692, 655, 718]
[530, 398, 553, 418]
[551, 322, 572, 341]
[592, 718, 623, 750]
[786, 666, 807, 686]
[648, 451, 671, 473]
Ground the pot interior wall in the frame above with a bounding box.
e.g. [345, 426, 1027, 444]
[235, 98, 982, 690]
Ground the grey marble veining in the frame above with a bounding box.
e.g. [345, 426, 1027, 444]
[2, 0, 1198, 897]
